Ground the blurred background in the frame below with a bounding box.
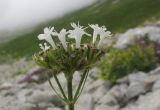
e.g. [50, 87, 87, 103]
[0, 0, 160, 110]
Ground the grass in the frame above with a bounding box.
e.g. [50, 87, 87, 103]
[0, 0, 160, 61]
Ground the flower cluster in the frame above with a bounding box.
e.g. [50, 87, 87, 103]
[34, 22, 111, 74]
[37, 22, 111, 51]
[33, 22, 112, 110]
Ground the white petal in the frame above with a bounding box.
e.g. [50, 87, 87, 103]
[46, 36, 57, 49]
[75, 36, 82, 48]
[38, 34, 46, 40]
[85, 32, 91, 36]
[93, 31, 98, 44]
[50, 27, 54, 32]
[71, 22, 77, 28]
[44, 27, 50, 34]
[68, 34, 75, 39]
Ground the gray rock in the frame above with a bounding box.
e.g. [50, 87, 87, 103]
[143, 74, 160, 85]
[153, 78, 160, 91]
[126, 82, 146, 99]
[20, 103, 36, 110]
[95, 105, 119, 110]
[128, 72, 147, 83]
[17, 89, 32, 103]
[115, 26, 160, 49]
[98, 93, 118, 106]
[87, 79, 110, 93]
[0, 82, 12, 91]
[38, 102, 48, 110]
[88, 67, 101, 79]
[117, 76, 128, 84]
[75, 93, 94, 110]
[123, 90, 160, 110]
[26, 90, 64, 107]
[149, 67, 160, 75]
[92, 85, 109, 102]
[47, 107, 62, 110]
[109, 85, 127, 101]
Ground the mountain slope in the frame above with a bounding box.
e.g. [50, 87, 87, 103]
[0, 0, 160, 60]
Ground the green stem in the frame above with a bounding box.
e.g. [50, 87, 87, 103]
[67, 76, 74, 110]
[75, 71, 89, 102]
[53, 74, 69, 103]
[48, 79, 65, 101]
[73, 69, 89, 103]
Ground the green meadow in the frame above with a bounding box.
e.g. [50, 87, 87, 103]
[0, 0, 160, 62]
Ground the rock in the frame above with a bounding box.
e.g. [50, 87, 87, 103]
[88, 67, 101, 79]
[115, 26, 160, 49]
[121, 104, 137, 110]
[153, 78, 160, 91]
[75, 93, 94, 110]
[128, 72, 147, 83]
[92, 85, 109, 102]
[95, 105, 119, 110]
[87, 79, 111, 93]
[47, 107, 62, 110]
[18, 67, 50, 84]
[126, 82, 146, 99]
[0, 82, 12, 91]
[108, 84, 128, 104]
[38, 102, 48, 110]
[98, 93, 118, 106]
[143, 74, 160, 85]
[20, 103, 36, 110]
[117, 76, 128, 84]
[123, 90, 160, 110]
[149, 67, 160, 75]
[26, 90, 64, 107]
[125, 72, 155, 99]
[17, 89, 32, 103]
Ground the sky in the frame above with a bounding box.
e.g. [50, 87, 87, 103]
[0, 0, 96, 32]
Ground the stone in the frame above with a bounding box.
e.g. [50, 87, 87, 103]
[26, 90, 64, 107]
[149, 67, 160, 75]
[153, 78, 160, 91]
[0, 82, 12, 91]
[128, 72, 147, 83]
[38, 102, 48, 110]
[123, 90, 160, 110]
[116, 76, 128, 84]
[47, 107, 62, 110]
[95, 105, 119, 110]
[20, 103, 36, 110]
[88, 67, 101, 79]
[143, 74, 160, 85]
[87, 79, 111, 93]
[115, 26, 160, 49]
[17, 89, 32, 103]
[108, 84, 128, 103]
[92, 85, 109, 102]
[126, 82, 146, 99]
[98, 93, 118, 106]
[75, 93, 94, 110]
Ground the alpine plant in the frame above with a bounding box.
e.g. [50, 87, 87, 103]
[33, 22, 112, 110]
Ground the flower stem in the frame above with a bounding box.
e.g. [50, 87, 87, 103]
[73, 69, 89, 103]
[53, 74, 68, 103]
[67, 76, 74, 110]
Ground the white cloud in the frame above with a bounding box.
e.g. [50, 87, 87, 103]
[0, 0, 96, 31]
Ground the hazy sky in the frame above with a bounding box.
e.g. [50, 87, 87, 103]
[0, 0, 96, 31]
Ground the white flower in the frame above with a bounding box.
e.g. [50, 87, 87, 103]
[53, 28, 68, 51]
[89, 24, 107, 44]
[38, 27, 57, 49]
[68, 22, 91, 48]
[98, 30, 112, 48]
[39, 43, 50, 52]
